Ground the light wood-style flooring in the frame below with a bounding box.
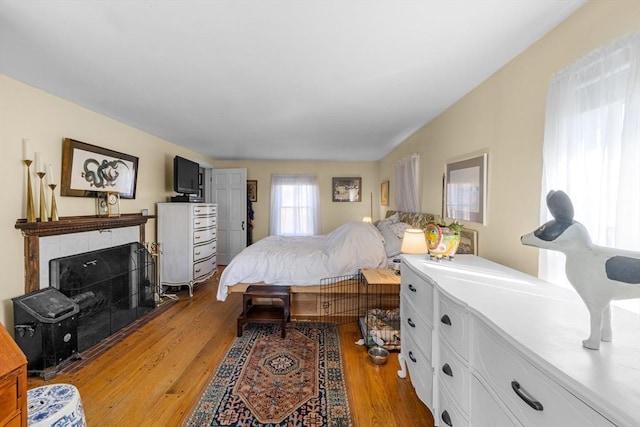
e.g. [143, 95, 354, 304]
[27, 275, 434, 426]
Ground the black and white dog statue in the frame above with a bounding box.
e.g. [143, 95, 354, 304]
[521, 190, 640, 350]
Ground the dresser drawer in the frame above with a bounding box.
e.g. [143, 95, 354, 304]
[193, 205, 216, 216]
[193, 215, 215, 229]
[193, 256, 216, 281]
[193, 242, 216, 262]
[470, 375, 522, 427]
[439, 382, 469, 427]
[401, 263, 435, 322]
[401, 294, 433, 357]
[470, 320, 615, 427]
[438, 291, 469, 361]
[193, 227, 214, 245]
[401, 331, 433, 407]
[439, 338, 470, 416]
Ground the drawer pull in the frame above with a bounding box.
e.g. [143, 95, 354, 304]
[407, 318, 416, 328]
[441, 314, 452, 325]
[408, 284, 417, 292]
[442, 363, 453, 377]
[441, 410, 453, 426]
[511, 380, 544, 411]
[408, 351, 417, 363]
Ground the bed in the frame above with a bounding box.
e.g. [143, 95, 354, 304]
[216, 221, 387, 300]
[217, 211, 436, 316]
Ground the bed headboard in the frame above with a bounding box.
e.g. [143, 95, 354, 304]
[384, 210, 437, 230]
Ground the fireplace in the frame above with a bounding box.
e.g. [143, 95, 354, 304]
[49, 242, 156, 352]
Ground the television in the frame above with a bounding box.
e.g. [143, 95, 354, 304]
[173, 156, 200, 195]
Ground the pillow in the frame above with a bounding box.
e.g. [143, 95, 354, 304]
[377, 221, 402, 257]
[375, 212, 400, 232]
[389, 222, 412, 239]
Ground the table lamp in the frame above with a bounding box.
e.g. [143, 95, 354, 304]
[401, 229, 428, 254]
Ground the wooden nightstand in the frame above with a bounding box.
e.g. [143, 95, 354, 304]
[0, 323, 27, 427]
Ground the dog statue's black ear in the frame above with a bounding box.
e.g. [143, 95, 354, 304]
[547, 190, 574, 222]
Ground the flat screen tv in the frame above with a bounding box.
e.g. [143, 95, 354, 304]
[173, 156, 200, 195]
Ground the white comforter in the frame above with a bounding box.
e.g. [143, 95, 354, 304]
[216, 222, 387, 301]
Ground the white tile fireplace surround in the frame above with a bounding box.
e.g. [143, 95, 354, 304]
[39, 227, 138, 289]
[15, 215, 151, 294]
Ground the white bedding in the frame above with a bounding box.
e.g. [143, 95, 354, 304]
[216, 222, 387, 301]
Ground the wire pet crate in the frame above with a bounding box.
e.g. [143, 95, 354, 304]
[319, 273, 364, 325]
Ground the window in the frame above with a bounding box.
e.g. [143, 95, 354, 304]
[540, 33, 639, 312]
[393, 154, 420, 212]
[270, 174, 320, 236]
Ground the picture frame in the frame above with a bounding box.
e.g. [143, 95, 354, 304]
[247, 180, 257, 202]
[380, 180, 389, 206]
[61, 138, 138, 199]
[332, 177, 362, 202]
[445, 153, 488, 225]
[458, 228, 478, 255]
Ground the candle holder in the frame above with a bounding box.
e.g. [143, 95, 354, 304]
[48, 184, 59, 221]
[37, 171, 48, 222]
[23, 160, 36, 223]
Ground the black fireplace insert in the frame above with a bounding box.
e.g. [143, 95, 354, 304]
[49, 242, 156, 352]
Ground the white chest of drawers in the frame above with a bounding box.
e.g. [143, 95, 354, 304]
[157, 203, 217, 296]
[399, 255, 640, 427]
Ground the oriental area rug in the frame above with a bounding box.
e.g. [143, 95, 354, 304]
[185, 322, 352, 427]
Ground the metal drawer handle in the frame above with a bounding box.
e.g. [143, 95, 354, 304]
[441, 410, 453, 426]
[442, 363, 453, 377]
[407, 318, 416, 328]
[408, 351, 417, 363]
[511, 380, 544, 411]
[408, 283, 417, 292]
[195, 268, 201, 273]
[441, 314, 452, 326]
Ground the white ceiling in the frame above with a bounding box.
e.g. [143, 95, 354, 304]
[0, 0, 586, 161]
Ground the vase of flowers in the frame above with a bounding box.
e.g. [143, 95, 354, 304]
[425, 221, 463, 260]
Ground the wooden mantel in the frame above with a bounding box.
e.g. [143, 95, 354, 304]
[15, 214, 154, 294]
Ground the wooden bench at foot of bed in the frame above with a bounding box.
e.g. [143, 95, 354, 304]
[227, 280, 399, 318]
[228, 283, 351, 318]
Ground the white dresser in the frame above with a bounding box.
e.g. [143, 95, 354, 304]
[399, 255, 640, 427]
[157, 203, 217, 296]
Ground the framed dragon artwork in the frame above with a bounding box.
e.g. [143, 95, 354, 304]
[61, 138, 139, 199]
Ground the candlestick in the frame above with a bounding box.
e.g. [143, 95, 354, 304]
[35, 152, 42, 173]
[22, 138, 32, 161]
[46, 164, 54, 186]
[23, 160, 36, 223]
[49, 183, 59, 221]
[37, 171, 48, 222]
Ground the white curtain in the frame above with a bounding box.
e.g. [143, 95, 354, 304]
[270, 174, 320, 236]
[540, 33, 640, 310]
[394, 154, 420, 212]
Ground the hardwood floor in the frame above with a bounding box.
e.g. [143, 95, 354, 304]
[27, 276, 434, 426]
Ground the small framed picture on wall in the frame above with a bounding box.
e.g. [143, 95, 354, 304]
[247, 180, 257, 202]
[381, 180, 389, 206]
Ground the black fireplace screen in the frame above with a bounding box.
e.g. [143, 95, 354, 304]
[49, 242, 156, 352]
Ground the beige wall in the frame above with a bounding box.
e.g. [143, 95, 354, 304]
[379, 0, 640, 276]
[214, 160, 379, 241]
[0, 75, 215, 326]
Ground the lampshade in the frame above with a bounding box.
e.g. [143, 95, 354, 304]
[362, 216, 372, 223]
[401, 229, 428, 254]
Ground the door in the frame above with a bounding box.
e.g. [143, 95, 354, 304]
[211, 168, 247, 265]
